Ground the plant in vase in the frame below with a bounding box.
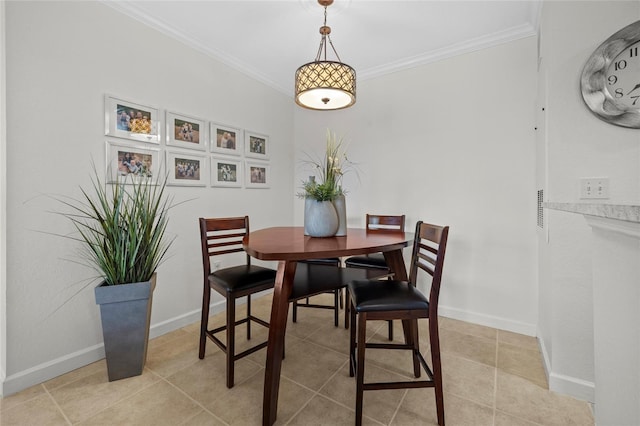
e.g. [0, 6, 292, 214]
[56, 168, 174, 381]
[298, 130, 355, 237]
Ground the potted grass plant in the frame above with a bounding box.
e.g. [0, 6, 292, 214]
[58, 169, 173, 381]
[299, 130, 354, 237]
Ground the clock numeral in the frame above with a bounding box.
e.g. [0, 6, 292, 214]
[607, 75, 618, 85]
[631, 96, 639, 106]
[614, 88, 624, 98]
[614, 60, 627, 71]
[631, 47, 638, 58]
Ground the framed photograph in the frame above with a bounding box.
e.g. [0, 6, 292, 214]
[245, 160, 270, 188]
[244, 131, 269, 159]
[210, 123, 242, 156]
[166, 111, 207, 151]
[105, 95, 160, 143]
[105, 141, 161, 183]
[166, 151, 208, 187]
[211, 156, 243, 188]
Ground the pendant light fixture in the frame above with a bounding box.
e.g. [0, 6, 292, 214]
[295, 0, 356, 110]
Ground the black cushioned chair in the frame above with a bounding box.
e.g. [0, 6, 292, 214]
[291, 262, 390, 329]
[345, 214, 405, 339]
[198, 216, 276, 388]
[345, 214, 405, 269]
[348, 221, 449, 426]
[293, 258, 343, 326]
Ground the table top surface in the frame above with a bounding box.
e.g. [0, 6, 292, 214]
[243, 226, 412, 261]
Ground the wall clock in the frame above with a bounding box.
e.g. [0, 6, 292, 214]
[581, 20, 640, 129]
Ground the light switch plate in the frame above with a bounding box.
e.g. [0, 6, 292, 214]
[580, 177, 609, 199]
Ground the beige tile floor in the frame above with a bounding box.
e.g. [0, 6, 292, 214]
[0, 293, 594, 425]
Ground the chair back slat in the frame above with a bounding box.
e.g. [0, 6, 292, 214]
[199, 216, 251, 274]
[366, 214, 406, 232]
[416, 251, 436, 275]
[408, 221, 449, 317]
[207, 247, 244, 257]
[207, 239, 244, 250]
[208, 231, 246, 241]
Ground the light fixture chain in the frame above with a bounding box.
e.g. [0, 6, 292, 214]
[314, 37, 325, 61]
[322, 5, 328, 60]
[327, 35, 342, 63]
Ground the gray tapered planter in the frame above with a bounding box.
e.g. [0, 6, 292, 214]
[94, 274, 156, 381]
[304, 199, 339, 237]
[333, 194, 347, 236]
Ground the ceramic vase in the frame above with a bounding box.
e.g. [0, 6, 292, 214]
[304, 197, 312, 236]
[333, 194, 347, 236]
[304, 199, 339, 237]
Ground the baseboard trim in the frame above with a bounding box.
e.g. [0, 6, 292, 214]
[538, 328, 552, 379]
[1, 299, 229, 397]
[549, 371, 595, 403]
[537, 327, 595, 403]
[1, 342, 106, 397]
[438, 304, 537, 336]
[5, 295, 573, 399]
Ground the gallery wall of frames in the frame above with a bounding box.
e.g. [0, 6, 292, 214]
[104, 94, 271, 188]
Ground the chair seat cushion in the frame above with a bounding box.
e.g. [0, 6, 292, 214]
[210, 265, 276, 293]
[344, 253, 388, 269]
[348, 279, 429, 312]
[290, 263, 390, 301]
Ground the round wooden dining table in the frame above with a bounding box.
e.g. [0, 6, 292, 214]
[243, 226, 412, 426]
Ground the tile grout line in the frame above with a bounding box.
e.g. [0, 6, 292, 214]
[388, 389, 408, 426]
[160, 372, 230, 426]
[45, 370, 159, 425]
[284, 357, 351, 425]
[282, 390, 317, 425]
[294, 357, 385, 426]
[307, 348, 396, 426]
[41, 383, 73, 426]
[72, 369, 164, 424]
[493, 407, 545, 426]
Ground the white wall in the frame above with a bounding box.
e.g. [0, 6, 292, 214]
[537, 0, 640, 402]
[5, 0, 635, 403]
[294, 37, 539, 334]
[2, 1, 294, 395]
[0, 0, 7, 392]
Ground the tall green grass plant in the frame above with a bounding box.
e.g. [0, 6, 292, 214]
[298, 129, 356, 201]
[59, 170, 173, 286]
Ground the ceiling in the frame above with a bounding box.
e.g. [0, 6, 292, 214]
[105, 0, 541, 97]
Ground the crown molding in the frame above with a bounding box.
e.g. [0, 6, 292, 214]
[100, 1, 291, 96]
[102, 1, 539, 98]
[358, 23, 537, 81]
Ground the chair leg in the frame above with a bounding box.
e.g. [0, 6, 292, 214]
[344, 288, 350, 330]
[339, 288, 344, 309]
[292, 300, 298, 323]
[430, 318, 445, 426]
[386, 276, 394, 340]
[226, 296, 236, 389]
[412, 320, 421, 378]
[199, 284, 211, 359]
[355, 312, 367, 426]
[349, 301, 356, 377]
[247, 294, 252, 340]
[333, 290, 339, 327]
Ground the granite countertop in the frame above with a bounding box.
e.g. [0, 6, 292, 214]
[543, 202, 640, 223]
